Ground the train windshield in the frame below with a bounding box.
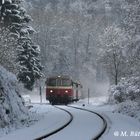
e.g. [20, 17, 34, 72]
[47, 78, 72, 87]
[47, 79, 56, 86]
[57, 79, 61, 86]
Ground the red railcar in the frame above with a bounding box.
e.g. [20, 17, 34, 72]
[46, 76, 81, 104]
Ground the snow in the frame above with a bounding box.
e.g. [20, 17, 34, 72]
[22, 87, 48, 104]
[109, 77, 140, 103]
[102, 113, 140, 140]
[0, 105, 70, 140]
[70, 97, 140, 140]
[1, 92, 140, 140]
[108, 76, 140, 121]
[46, 106, 104, 140]
[77, 96, 109, 106]
[0, 66, 29, 135]
[1, 104, 69, 140]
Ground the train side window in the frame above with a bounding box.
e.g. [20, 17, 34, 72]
[62, 79, 71, 86]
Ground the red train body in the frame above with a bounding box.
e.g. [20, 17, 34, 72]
[46, 76, 81, 104]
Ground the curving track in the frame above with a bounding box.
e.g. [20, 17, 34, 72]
[67, 105, 107, 140]
[37, 106, 107, 140]
[34, 104, 107, 140]
[34, 106, 73, 140]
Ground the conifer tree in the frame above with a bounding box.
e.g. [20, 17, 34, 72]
[17, 37, 42, 90]
[0, 0, 43, 90]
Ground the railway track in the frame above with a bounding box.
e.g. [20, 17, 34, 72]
[67, 105, 107, 140]
[34, 106, 73, 140]
[34, 104, 107, 140]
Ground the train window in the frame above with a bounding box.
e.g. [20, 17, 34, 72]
[57, 79, 61, 86]
[47, 79, 56, 86]
[62, 79, 72, 86]
[47, 77, 72, 87]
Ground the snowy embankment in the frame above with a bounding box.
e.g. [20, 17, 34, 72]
[0, 104, 71, 140]
[0, 66, 30, 136]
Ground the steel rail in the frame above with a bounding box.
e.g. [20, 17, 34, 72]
[34, 106, 73, 140]
[67, 105, 107, 140]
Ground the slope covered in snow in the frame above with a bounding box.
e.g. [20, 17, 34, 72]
[0, 66, 29, 136]
[0, 105, 71, 140]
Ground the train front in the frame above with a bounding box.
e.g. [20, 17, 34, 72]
[46, 76, 74, 104]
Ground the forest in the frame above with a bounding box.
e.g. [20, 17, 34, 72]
[0, 0, 140, 136]
[26, 0, 140, 98]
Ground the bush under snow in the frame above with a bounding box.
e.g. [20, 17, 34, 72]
[113, 101, 140, 120]
[108, 77, 140, 121]
[0, 66, 29, 134]
[109, 77, 140, 104]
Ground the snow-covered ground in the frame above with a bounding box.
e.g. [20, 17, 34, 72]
[0, 66, 30, 137]
[71, 98, 140, 140]
[46, 106, 104, 140]
[0, 95, 140, 140]
[21, 87, 48, 104]
[0, 105, 70, 140]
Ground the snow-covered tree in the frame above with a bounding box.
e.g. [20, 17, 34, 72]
[0, 0, 21, 73]
[0, 0, 31, 73]
[99, 24, 127, 85]
[52, 51, 71, 75]
[26, 0, 109, 96]
[105, 0, 140, 78]
[17, 37, 42, 90]
[0, 0, 43, 90]
[0, 65, 29, 133]
[109, 76, 140, 104]
[0, 26, 17, 72]
[121, 0, 140, 77]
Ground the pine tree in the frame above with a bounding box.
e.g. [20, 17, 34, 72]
[0, 0, 43, 90]
[17, 37, 42, 90]
[0, 0, 20, 72]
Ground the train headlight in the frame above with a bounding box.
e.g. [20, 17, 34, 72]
[65, 90, 68, 93]
[50, 90, 53, 93]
